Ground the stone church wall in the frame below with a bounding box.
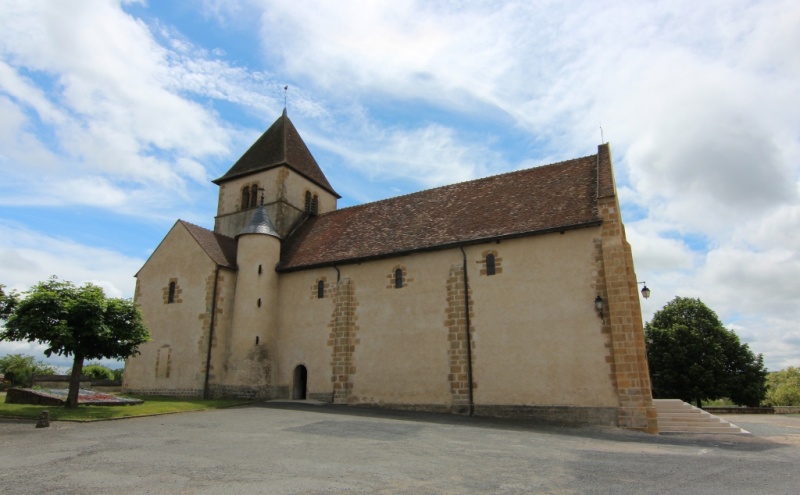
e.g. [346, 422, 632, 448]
[467, 229, 618, 408]
[272, 228, 621, 423]
[124, 224, 230, 398]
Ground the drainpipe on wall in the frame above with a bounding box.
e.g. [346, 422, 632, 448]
[459, 246, 475, 416]
[333, 265, 341, 283]
[203, 266, 221, 400]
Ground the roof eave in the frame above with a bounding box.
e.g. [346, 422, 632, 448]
[276, 219, 603, 273]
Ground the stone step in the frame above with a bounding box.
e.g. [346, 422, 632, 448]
[658, 425, 745, 433]
[652, 399, 749, 434]
[658, 413, 724, 423]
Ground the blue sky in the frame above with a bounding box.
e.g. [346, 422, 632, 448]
[1, 0, 798, 371]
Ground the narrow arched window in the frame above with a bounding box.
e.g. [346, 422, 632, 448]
[251, 184, 259, 207]
[168, 281, 176, 303]
[304, 191, 312, 213]
[486, 254, 496, 276]
[317, 280, 325, 299]
[394, 268, 403, 289]
[241, 187, 250, 211]
[310, 195, 319, 215]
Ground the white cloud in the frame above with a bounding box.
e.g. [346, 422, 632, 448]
[312, 121, 504, 191]
[0, 221, 143, 298]
[0, 0, 239, 215]
[2, 0, 799, 373]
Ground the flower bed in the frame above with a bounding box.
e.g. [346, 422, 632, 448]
[5, 387, 143, 406]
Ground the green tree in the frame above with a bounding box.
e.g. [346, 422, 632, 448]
[0, 284, 18, 320]
[0, 354, 57, 387]
[2, 277, 149, 408]
[764, 367, 800, 406]
[645, 296, 768, 408]
[112, 367, 124, 381]
[82, 363, 115, 381]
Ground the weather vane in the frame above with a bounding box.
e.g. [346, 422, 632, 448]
[283, 85, 288, 111]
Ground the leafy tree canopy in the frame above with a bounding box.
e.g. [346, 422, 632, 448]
[0, 284, 18, 320]
[0, 353, 57, 387]
[764, 367, 800, 407]
[645, 296, 768, 407]
[1, 277, 148, 407]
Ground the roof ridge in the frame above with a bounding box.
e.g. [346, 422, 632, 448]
[319, 151, 598, 217]
[280, 148, 605, 270]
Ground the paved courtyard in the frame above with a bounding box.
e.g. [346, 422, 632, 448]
[1, 402, 798, 494]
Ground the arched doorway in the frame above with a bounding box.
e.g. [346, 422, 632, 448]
[292, 365, 307, 400]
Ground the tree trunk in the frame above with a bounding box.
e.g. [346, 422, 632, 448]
[696, 398, 702, 409]
[65, 354, 85, 409]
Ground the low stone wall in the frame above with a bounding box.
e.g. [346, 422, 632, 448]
[703, 406, 800, 414]
[32, 375, 122, 393]
[773, 406, 800, 414]
[703, 406, 775, 414]
[32, 375, 92, 390]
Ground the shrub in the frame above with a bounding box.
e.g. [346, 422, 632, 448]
[0, 354, 57, 387]
[82, 363, 115, 381]
[763, 367, 800, 406]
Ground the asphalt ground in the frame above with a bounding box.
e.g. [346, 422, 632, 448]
[1, 402, 798, 494]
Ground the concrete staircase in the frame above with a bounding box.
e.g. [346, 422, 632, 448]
[653, 399, 749, 434]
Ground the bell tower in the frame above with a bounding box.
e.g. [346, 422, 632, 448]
[212, 110, 340, 238]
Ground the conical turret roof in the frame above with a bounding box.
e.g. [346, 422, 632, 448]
[213, 110, 340, 198]
[237, 205, 281, 239]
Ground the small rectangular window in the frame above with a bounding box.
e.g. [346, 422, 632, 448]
[486, 254, 496, 276]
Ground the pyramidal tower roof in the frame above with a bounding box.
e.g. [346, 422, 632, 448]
[213, 110, 340, 198]
[237, 205, 281, 239]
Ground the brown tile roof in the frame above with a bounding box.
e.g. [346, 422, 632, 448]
[279, 146, 611, 271]
[212, 111, 340, 198]
[180, 221, 237, 268]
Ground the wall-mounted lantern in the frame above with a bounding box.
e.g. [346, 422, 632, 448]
[638, 281, 651, 299]
[594, 295, 604, 320]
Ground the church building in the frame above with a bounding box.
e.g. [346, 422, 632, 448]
[123, 111, 658, 433]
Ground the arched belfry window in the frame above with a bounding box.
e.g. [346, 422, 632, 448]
[317, 280, 325, 299]
[304, 191, 312, 213]
[311, 195, 319, 215]
[394, 268, 403, 289]
[241, 187, 250, 211]
[251, 184, 259, 207]
[486, 254, 496, 276]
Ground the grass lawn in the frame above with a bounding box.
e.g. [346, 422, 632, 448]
[0, 392, 252, 421]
